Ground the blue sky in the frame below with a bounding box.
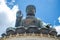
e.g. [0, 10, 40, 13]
[6, 0, 60, 26]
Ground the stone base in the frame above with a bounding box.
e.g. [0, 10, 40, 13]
[0, 34, 59, 40]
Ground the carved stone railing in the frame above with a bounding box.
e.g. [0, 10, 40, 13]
[0, 33, 59, 40]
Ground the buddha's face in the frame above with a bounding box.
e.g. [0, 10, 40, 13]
[26, 5, 36, 16]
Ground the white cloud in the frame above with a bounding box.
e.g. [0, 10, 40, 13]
[54, 17, 60, 35]
[58, 17, 60, 23]
[55, 26, 60, 34]
[0, 0, 19, 22]
[0, 0, 19, 37]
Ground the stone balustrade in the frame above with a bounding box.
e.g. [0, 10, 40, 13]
[0, 33, 59, 40]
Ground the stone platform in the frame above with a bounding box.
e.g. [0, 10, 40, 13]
[0, 33, 59, 40]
